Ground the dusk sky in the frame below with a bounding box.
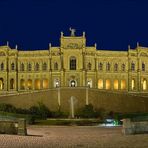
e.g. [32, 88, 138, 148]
[0, 0, 148, 50]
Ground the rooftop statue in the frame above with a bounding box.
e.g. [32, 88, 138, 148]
[69, 27, 76, 36]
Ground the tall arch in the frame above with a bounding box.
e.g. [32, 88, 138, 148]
[20, 79, 25, 90]
[106, 79, 111, 90]
[10, 79, 14, 89]
[131, 79, 135, 90]
[121, 80, 126, 90]
[142, 79, 147, 90]
[114, 79, 118, 90]
[70, 56, 76, 70]
[98, 79, 103, 89]
[0, 78, 4, 90]
[35, 79, 41, 89]
[27, 79, 32, 90]
[43, 79, 48, 89]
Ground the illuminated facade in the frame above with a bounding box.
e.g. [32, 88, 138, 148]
[0, 29, 148, 93]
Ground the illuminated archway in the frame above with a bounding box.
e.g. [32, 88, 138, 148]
[43, 79, 48, 89]
[132, 79, 135, 90]
[98, 79, 103, 89]
[106, 79, 111, 90]
[10, 79, 14, 89]
[114, 80, 118, 90]
[27, 79, 32, 90]
[0, 78, 4, 90]
[142, 79, 147, 90]
[20, 79, 25, 90]
[35, 79, 41, 90]
[121, 80, 126, 90]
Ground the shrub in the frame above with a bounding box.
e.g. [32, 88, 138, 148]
[0, 103, 16, 113]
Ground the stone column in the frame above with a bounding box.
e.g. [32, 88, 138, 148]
[86, 87, 89, 105]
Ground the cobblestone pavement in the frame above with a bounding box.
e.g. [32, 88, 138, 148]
[0, 126, 148, 148]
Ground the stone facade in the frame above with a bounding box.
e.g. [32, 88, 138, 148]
[0, 29, 148, 94]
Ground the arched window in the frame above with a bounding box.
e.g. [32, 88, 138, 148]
[1, 63, 4, 71]
[98, 79, 103, 89]
[70, 80, 76, 87]
[121, 64, 125, 72]
[121, 80, 126, 90]
[114, 63, 118, 71]
[131, 62, 135, 71]
[87, 63, 91, 70]
[0, 78, 4, 90]
[42, 63, 47, 71]
[98, 63, 103, 71]
[34, 79, 40, 89]
[54, 62, 58, 70]
[10, 79, 14, 89]
[106, 79, 111, 90]
[20, 63, 24, 71]
[11, 63, 15, 70]
[142, 79, 147, 90]
[35, 63, 39, 71]
[70, 56, 76, 70]
[142, 63, 145, 71]
[28, 63, 32, 71]
[114, 79, 118, 90]
[20, 79, 25, 90]
[43, 79, 48, 89]
[106, 62, 110, 71]
[27, 79, 32, 90]
[131, 79, 135, 90]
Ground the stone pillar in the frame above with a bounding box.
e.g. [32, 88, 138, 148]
[18, 118, 27, 136]
[57, 88, 61, 107]
[86, 87, 89, 105]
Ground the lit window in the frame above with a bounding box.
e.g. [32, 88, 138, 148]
[114, 80, 118, 90]
[98, 79, 103, 89]
[142, 79, 147, 90]
[121, 80, 126, 90]
[70, 57, 76, 70]
[142, 63, 145, 71]
[106, 79, 111, 90]
[132, 79, 135, 90]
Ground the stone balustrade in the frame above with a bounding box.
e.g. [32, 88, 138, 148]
[122, 118, 148, 135]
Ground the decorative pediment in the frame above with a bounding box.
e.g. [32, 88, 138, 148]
[140, 52, 148, 57]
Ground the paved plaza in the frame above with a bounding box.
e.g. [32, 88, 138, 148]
[0, 126, 147, 148]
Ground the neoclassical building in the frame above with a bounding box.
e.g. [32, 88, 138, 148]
[0, 29, 148, 93]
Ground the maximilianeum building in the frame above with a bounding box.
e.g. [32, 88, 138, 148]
[0, 29, 148, 94]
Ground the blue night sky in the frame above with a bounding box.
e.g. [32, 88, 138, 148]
[0, 0, 148, 50]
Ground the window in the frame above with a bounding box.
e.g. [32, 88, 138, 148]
[20, 63, 24, 71]
[142, 79, 147, 90]
[98, 79, 103, 89]
[132, 79, 135, 90]
[121, 80, 126, 90]
[35, 63, 39, 71]
[106, 62, 110, 71]
[10, 79, 14, 89]
[121, 64, 125, 72]
[98, 63, 103, 71]
[106, 79, 111, 90]
[0, 78, 4, 90]
[70, 57, 76, 70]
[11, 63, 15, 70]
[131, 62, 135, 71]
[28, 63, 32, 71]
[114, 80, 119, 90]
[1, 63, 4, 71]
[87, 63, 91, 70]
[142, 63, 145, 71]
[54, 62, 58, 70]
[114, 63, 118, 72]
[42, 63, 47, 71]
